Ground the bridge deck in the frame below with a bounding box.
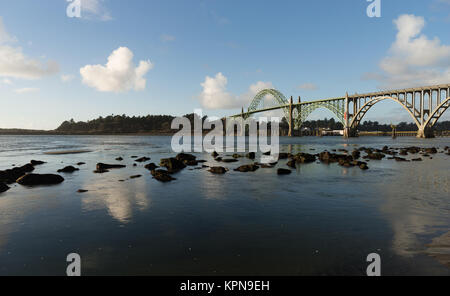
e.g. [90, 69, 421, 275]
[230, 83, 450, 118]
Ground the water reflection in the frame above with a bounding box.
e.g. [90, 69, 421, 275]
[377, 158, 450, 257]
[81, 177, 151, 224]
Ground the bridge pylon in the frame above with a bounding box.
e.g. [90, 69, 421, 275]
[288, 96, 293, 137]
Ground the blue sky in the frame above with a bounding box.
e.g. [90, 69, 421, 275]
[0, 0, 449, 130]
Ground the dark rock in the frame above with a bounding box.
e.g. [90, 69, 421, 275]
[215, 157, 223, 162]
[424, 147, 438, 154]
[17, 174, 64, 186]
[57, 166, 79, 173]
[208, 167, 228, 174]
[352, 150, 361, 159]
[93, 169, 109, 174]
[287, 159, 296, 169]
[234, 164, 259, 172]
[246, 152, 256, 159]
[77, 162, 86, 166]
[0, 163, 35, 184]
[176, 153, 196, 162]
[184, 160, 199, 166]
[151, 169, 176, 182]
[133, 164, 137, 167]
[96, 163, 126, 170]
[77, 189, 88, 193]
[292, 153, 316, 163]
[367, 153, 385, 160]
[222, 158, 239, 163]
[144, 163, 158, 171]
[130, 175, 142, 179]
[399, 150, 408, 156]
[135, 157, 151, 163]
[211, 151, 219, 158]
[277, 168, 292, 175]
[412, 158, 423, 162]
[0, 183, 10, 193]
[160, 158, 186, 173]
[232, 154, 243, 158]
[131, 156, 138, 158]
[278, 153, 289, 159]
[263, 151, 271, 156]
[30, 160, 46, 166]
[359, 163, 369, 170]
[115, 157, 123, 161]
[394, 157, 409, 162]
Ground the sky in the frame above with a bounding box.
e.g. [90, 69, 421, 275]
[0, 0, 449, 130]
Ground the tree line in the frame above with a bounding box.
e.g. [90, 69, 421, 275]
[53, 114, 450, 134]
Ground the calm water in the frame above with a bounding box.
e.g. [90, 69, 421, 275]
[0, 135, 449, 275]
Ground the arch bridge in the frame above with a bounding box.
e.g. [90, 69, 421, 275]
[230, 83, 450, 138]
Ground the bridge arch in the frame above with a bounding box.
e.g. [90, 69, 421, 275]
[423, 96, 450, 129]
[248, 89, 289, 119]
[349, 96, 421, 130]
[295, 101, 345, 129]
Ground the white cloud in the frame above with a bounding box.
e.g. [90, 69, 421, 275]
[161, 34, 175, 42]
[61, 74, 75, 82]
[297, 83, 318, 91]
[14, 87, 39, 94]
[80, 0, 112, 21]
[198, 72, 274, 110]
[0, 17, 59, 80]
[80, 47, 153, 92]
[365, 14, 450, 88]
[0, 45, 59, 80]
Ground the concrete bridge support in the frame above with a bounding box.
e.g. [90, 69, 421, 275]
[288, 96, 293, 137]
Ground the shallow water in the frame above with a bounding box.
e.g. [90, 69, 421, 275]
[0, 135, 449, 275]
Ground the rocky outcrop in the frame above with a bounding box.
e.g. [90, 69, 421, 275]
[286, 159, 296, 169]
[176, 153, 196, 162]
[277, 168, 292, 175]
[208, 167, 228, 174]
[0, 163, 35, 184]
[135, 157, 151, 163]
[246, 152, 256, 160]
[57, 166, 79, 173]
[212, 151, 219, 158]
[144, 163, 158, 171]
[151, 169, 176, 182]
[30, 160, 46, 166]
[17, 174, 64, 186]
[234, 164, 259, 172]
[222, 158, 239, 163]
[160, 158, 186, 173]
[292, 153, 316, 163]
[0, 183, 10, 193]
[96, 163, 126, 170]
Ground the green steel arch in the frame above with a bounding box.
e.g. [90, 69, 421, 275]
[295, 101, 345, 129]
[248, 89, 290, 119]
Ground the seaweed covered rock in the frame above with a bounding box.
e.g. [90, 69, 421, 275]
[208, 167, 228, 174]
[144, 163, 158, 171]
[151, 169, 176, 182]
[160, 158, 186, 173]
[234, 164, 259, 172]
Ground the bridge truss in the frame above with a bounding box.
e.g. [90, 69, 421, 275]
[230, 83, 450, 138]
